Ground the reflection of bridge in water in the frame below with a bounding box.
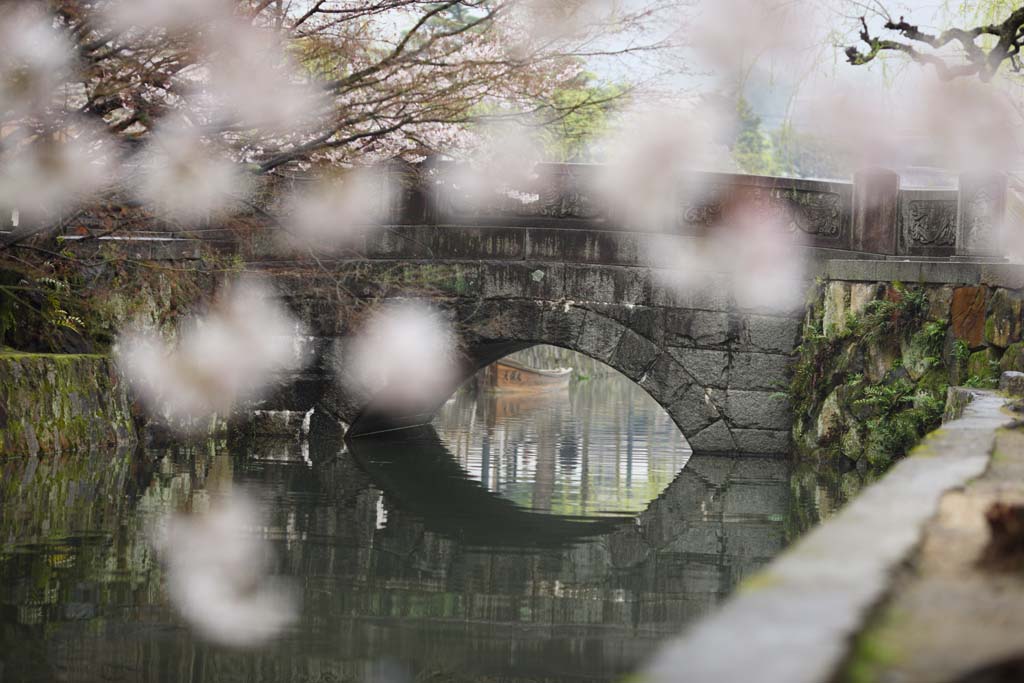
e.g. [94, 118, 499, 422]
[326, 427, 794, 680]
[0, 429, 800, 683]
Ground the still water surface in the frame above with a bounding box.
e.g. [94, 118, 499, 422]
[0, 353, 838, 682]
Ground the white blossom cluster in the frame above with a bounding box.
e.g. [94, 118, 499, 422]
[150, 489, 299, 648]
[115, 278, 304, 427]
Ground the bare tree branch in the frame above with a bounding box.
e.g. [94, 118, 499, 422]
[846, 6, 1024, 81]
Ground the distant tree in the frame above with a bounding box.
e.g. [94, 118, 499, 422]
[771, 124, 850, 181]
[730, 97, 779, 176]
[539, 74, 626, 162]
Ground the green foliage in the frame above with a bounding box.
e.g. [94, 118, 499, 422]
[0, 270, 88, 352]
[539, 73, 626, 162]
[861, 284, 929, 342]
[855, 379, 946, 468]
[964, 374, 998, 388]
[954, 339, 970, 361]
[791, 283, 950, 473]
[921, 319, 949, 356]
[731, 96, 781, 175]
[725, 101, 851, 180]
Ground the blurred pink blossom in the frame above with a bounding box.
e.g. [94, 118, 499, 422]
[116, 278, 305, 428]
[134, 117, 251, 222]
[101, 0, 233, 33]
[152, 489, 298, 648]
[0, 124, 117, 220]
[0, 6, 74, 121]
[341, 302, 459, 414]
[281, 168, 397, 253]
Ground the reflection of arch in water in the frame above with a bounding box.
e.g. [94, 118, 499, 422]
[434, 367, 691, 519]
[346, 424, 632, 547]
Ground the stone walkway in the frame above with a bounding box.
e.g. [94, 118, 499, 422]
[842, 407, 1024, 682]
[641, 388, 1017, 683]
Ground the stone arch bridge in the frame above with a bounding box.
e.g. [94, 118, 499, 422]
[219, 164, 1008, 455]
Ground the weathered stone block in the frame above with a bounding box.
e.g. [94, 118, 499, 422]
[730, 429, 790, 454]
[462, 299, 543, 342]
[951, 286, 988, 349]
[366, 225, 528, 260]
[524, 227, 641, 265]
[864, 336, 901, 383]
[687, 419, 737, 452]
[479, 262, 565, 300]
[721, 523, 786, 558]
[639, 353, 695, 404]
[841, 427, 863, 461]
[1000, 371, 1024, 397]
[901, 329, 939, 381]
[575, 309, 626, 362]
[1000, 342, 1024, 373]
[563, 264, 649, 304]
[649, 272, 732, 311]
[661, 525, 721, 555]
[823, 281, 849, 336]
[849, 282, 881, 317]
[984, 288, 1023, 348]
[734, 315, 801, 354]
[925, 285, 954, 322]
[967, 348, 1001, 385]
[664, 309, 731, 348]
[852, 167, 900, 254]
[667, 385, 723, 438]
[0, 354, 137, 458]
[816, 388, 845, 443]
[723, 390, 791, 430]
[611, 329, 660, 380]
[957, 172, 1008, 257]
[539, 303, 587, 347]
[728, 352, 791, 391]
[607, 528, 652, 568]
[897, 190, 958, 257]
[668, 348, 729, 388]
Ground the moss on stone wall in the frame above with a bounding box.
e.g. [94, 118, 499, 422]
[1, 241, 226, 355]
[792, 279, 1024, 473]
[0, 352, 137, 458]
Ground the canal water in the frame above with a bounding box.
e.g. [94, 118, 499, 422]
[0, 348, 843, 682]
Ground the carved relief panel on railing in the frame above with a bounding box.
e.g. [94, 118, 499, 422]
[678, 176, 851, 247]
[954, 173, 1008, 258]
[957, 174, 1008, 257]
[897, 190, 958, 257]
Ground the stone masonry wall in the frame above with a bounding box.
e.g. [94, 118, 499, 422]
[0, 353, 136, 458]
[792, 277, 1024, 472]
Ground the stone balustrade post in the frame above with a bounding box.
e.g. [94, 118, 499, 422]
[851, 167, 901, 255]
[957, 172, 1008, 258]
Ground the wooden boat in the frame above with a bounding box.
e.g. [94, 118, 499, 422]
[486, 358, 572, 393]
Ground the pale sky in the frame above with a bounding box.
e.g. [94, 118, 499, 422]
[591, 0, 977, 131]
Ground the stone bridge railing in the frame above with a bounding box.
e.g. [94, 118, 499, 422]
[51, 163, 1009, 264]
[368, 162, 1008, 260]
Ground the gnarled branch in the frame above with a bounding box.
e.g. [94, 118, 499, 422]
[846, 7, 1024, 81]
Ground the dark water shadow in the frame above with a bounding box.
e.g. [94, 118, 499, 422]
[345, 425, 631, 547]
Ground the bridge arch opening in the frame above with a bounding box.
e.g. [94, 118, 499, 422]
[336, 298, 777, 455]
[431, 344, 693, 519]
